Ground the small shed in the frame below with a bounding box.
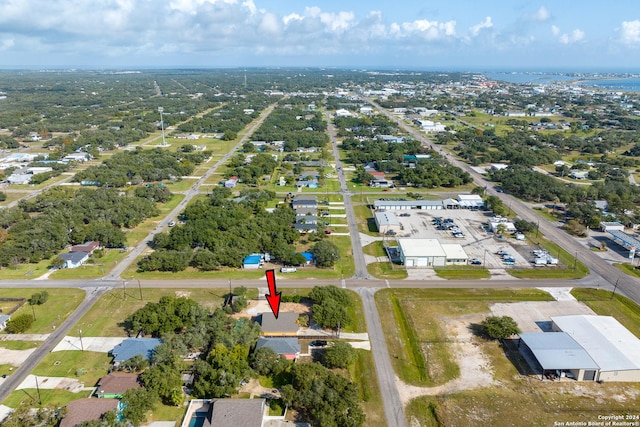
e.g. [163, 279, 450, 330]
[243, 255, 262, 269]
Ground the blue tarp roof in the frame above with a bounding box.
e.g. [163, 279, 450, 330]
[111, 338, 162, 363]
[300, 252, 315, 261]
[243, 255, 261, 265]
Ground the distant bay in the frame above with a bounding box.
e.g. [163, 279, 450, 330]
[483, 71, 640, 93]
[483, 72, 577, 84]
[577, 78, 640, 93]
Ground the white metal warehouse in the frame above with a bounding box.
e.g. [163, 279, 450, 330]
[552, 315, 640, 382]
[398, 238, 468, 268]
[519, 315, 640, 382]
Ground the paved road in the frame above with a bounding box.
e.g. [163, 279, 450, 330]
[359, 287, 407, 427]
[326, 111, 369, 279]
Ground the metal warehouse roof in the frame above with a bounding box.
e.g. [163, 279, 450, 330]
[552, 315, 640, 371]
[608, 230, 640, 251]
[373, 200, 443, 209]
[520, 332, 599, 370]
[398, 238, 446, 258]
[375, 211, 399, 226]
[441, 244, 469, 260]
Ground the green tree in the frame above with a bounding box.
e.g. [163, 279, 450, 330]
[250, 346, 289, 376]
[280, 362, 365, 427]
[310, 240, 340, 268]
[322, 342, 357, 369]
[121, 388, 158, 426]
[481, 316, 521, 340]
[6, 313, 34, 333]
[140, 363, 183, 406]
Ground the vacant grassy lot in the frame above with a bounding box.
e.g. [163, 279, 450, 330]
[32, 351, 111, 386]
[350, 349, 385, 426]
[0, 288, 84, 334]
[367, 262, 408, 280]
[382, 288, 640, 427]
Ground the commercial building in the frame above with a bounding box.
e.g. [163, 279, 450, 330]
[375, 211, 401, 235]
[398, 238, 468, 268]
[519, 315, 640, 382]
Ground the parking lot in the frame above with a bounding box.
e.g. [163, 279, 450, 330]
[388, 208, 532, 269]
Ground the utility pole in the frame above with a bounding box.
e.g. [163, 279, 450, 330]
[137, 279, 143, 300]
[611, 278, 619, 300]
[34, 376, 42, 405]
[78, 329, 84, 351]
[123, 281, 127, 301]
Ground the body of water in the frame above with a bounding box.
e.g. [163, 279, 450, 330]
[484, 72, 577, 84]
[484, 72, 640, 92]
[577, 78, 640, 93]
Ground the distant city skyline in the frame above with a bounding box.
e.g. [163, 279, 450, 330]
[1, 0, 639, 70]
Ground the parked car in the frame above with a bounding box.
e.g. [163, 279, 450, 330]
[324, 229, 332, 234]
[470, 258, 482, 265]
[309, 340, 327, 347]
[399, 213, 411, 217]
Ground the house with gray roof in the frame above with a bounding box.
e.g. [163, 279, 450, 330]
[256, 337, 300, 360]
[59, 251, 90, 269]
[181, 398, 268, 427]
[259, 312, 299, 337]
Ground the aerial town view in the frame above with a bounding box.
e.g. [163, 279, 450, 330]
[0, 2, 639, 427]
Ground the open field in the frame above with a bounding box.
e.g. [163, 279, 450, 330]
[0, 289, 85, 334]
[377, 288, 640, 427]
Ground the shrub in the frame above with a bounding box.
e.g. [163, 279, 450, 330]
[6, 313, 35, 333]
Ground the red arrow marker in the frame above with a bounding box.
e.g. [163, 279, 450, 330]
[265, 269, 281, 319]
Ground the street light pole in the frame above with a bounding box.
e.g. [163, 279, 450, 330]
[78, 329, 84, 351]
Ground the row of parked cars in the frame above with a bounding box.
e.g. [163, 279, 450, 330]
[433, 217, 465, 238]
[496, 249, 516, 265]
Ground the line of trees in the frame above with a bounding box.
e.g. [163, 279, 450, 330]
[0, 185, 166, 267]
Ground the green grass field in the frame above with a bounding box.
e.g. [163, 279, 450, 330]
[0, 288, 84, 334]
[434, 266, 491, 280]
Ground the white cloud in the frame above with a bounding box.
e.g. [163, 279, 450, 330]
[259, 12, 281, 35]
[532, 6, 550, 22]
[551, 25, 560, 36]
[620, 20, 640, 45]
[470, 17, 493, 37]
[558, 28, 585, 44]
[0, 38, 15, 50]
[393, 19, 456, 41]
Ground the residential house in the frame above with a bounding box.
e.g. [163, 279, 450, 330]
[225, 176, 239, 188]
[59, 251, 90, 269]
[180, 398, 268, 427]
[63, 153, 93, 162]
[294, 223, 317, 234]
[570, 170, 590, 180]
[110, 338, 162, 365]
[256, 337, 300, 360]
[95, 372, 140, 398]
[60, 398, 120, 427]
[70, 241, 100, 254]
[259, 312, 299, 337]
[335, 109, 352, 117]
[291, 196, 318, 210]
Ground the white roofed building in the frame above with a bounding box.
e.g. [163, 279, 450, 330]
[398, 238, 468, 268]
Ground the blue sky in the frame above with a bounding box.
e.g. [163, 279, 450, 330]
[0, 0, 639, 70]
